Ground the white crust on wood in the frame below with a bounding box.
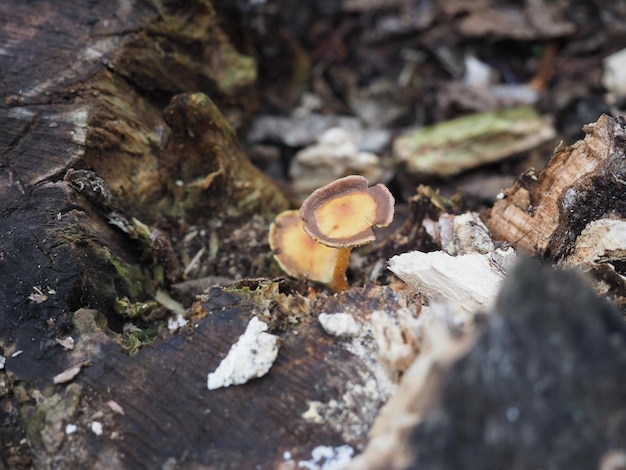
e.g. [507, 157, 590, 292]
[207, 317, 280, 390]
[388, 250, 514, 315]
[562, 217, 626, 267]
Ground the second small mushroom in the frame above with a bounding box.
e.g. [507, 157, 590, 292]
[299, 175, 395, 292]
[268, 210, 340, 286]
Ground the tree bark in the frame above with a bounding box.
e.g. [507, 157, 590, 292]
[484, 115, 626, 308]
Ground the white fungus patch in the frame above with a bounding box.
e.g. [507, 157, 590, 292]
[370, 308, 420, 377]
[90, 421, 103, 436]
[318, 313, 360, 337]
[67, 108, 89, 145]
[207, 317, 280, 390]
[167, 313, 188, 331]
[303, 310, 397, 445]
[297, 445, 354, 470]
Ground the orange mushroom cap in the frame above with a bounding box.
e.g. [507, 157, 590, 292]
[299, 175, 395, 248]
[268, 210, 339, 284]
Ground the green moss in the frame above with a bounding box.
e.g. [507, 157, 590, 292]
[90, 242, 155, 300]
[131, 324, 159, 344]
[214, 43, 257, 93]
[24, 405, 46, 452]
[17, 382, 81, 454]
[144, 0, 255, 96]
[107, 254, 151, 300]
[115, 297, 158, 319]
[216, 281, 310, 333]
[119, 332, 142, 356]
[120, 324, 160, 356]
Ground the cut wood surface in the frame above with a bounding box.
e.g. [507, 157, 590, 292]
[10, 284, 415, 469]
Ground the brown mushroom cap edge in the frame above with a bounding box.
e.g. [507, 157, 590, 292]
[299, 175, 395, 248]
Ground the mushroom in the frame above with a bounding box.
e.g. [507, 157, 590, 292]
[299, 175, 394, 292]
[268, 210, 340, 286]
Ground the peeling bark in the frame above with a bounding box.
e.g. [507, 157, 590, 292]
[484, 115, 626, 307]
[351, 258, 626, 470]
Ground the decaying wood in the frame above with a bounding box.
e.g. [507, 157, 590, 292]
[9, 283, 418, 469]
[0, 1, 288, 341]
[355, 117, 626, 468]
[347, 302, 479, 470]
[386, 208, 516, 319]
[0, 1, 290, 467]
[484, 115, 626, 307]
[388, 250, 511, 315]
[163, 92, 288, 222]
[4, 2, 626, 469]
[351, 258, 626, 470]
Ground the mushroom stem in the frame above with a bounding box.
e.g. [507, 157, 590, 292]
[332, 247, 352, 293]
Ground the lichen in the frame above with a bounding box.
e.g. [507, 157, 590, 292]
[18, 383, 83, 457]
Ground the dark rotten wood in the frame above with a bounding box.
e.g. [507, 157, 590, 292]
[0, 1, 291, 467]
[9, 284, 411, 469]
